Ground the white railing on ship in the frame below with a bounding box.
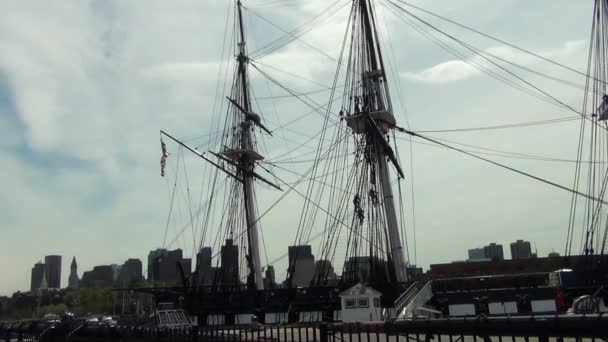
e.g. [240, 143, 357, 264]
[400, 281, 434, 319]
[395, 281, 420, 314]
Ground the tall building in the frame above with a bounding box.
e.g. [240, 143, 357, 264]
[68, 257, 79, 289]
[157, 249, 182, 283]
[149, 249, 190, 285]
[30, 262, 46, 291]
[182, 258, 192, 277]
[468, 248, 487, 261]
[264, 265, 276, 288]
[483, 243, 504, 261]
[195, 247, 212, 286]
[118, 258, 143, 286]
[314, 260, 337, 280]
[44, 255, 62, 289]
[220, 239, 239, 285]
[148, 248, 168, 281]
[81, 265, 118, 287]
[510, 240, 533, 259]
[288, 245, 315, 287]
[342, 256, 390, 285]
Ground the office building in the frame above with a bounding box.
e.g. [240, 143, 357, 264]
[468, 248, 486, 261]
[342, 256, 389, 284]
[288, 245, 315, 287]
[147, 248, 168, 281]
[118, 258, 143, 286]
[195, 247, 212, 286]
[81, 265, 118, 287]
[264, 265, 276, 288]
[44, 255, 62, 289]
[314, 260, 337, 280]
[483, 243, 504, 261]
[30, 262, 46, 291]
[154, 249, 188, 284]
[220, 239, 239, 285]
[510, 240, 533, 259]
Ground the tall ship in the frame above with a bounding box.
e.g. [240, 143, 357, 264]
[151, 0, 608, 325]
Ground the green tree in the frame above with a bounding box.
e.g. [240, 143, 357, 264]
[39, 303, 68, 316]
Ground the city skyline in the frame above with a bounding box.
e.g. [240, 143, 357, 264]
[1, 1, 595, 295]
[13, 237, 561, 295]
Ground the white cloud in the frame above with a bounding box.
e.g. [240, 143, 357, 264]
[401, 39, 587, 84]
[401, 60, 481, 83]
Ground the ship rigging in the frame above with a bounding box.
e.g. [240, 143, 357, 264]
[154, 0, 608, 323]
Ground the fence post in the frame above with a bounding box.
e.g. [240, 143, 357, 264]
[319, 323, 328, 342]
[191, 325, 198, 342]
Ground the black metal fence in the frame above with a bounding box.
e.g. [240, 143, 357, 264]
[1, 314, 607, 342]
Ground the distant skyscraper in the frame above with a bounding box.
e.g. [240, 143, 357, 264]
[510, 240, 533, 259]
[68, 257, 79, 289]
[220, 239, 239, 285]
[39, 269, 48, 290]
[483, 243, 504, 261]
[152, 249, 189, 284]
[81, 265, 118, 287]
[182, 258, 192, 277]
[118, 258, 143, 286]
[195, 247, 212, 286]
[342, 256, 390, 285]
[264, 265, 276, 288]
[288, 245, 315, 287]
[147, 248, 168, 281]
[44, 255, 62, 288]
[468, 248, 486, 261]
[30, 262, 46, 291]
[314, 260, 336, 280]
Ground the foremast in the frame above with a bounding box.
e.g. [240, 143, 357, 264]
[344, 0, 408, 283]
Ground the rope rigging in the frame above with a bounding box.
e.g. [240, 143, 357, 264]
[157, 0, 608, 291]
[566, 0, 608, 257]
[384, 0, 603, 127]
[388, 0, 602, 83]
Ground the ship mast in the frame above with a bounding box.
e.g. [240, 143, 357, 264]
[160, 0, 275, 291]
[234, 0, 264, 290]
[344, 0, 408, 282]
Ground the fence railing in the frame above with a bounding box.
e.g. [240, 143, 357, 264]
[1, 314, 607, 342]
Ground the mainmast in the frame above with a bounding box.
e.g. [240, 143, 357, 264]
[344, 0, 408, 283]
[233, 0, 265, 290]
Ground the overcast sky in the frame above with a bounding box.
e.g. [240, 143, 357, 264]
[0, 0, 597, 295]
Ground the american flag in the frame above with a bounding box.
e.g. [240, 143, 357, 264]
[160, 138, 170, 177]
